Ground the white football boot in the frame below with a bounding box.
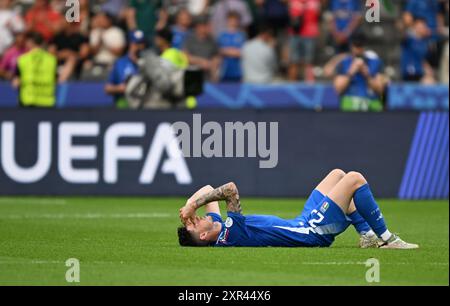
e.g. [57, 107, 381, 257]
[359, 233, 381, 248]
[379, 234, 419, 249]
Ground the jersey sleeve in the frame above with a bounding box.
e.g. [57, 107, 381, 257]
[206, 212, 223, 223]
[224, 212, 248, 235]
[227, 211, 245, 222]
[214, 212, 249, 246]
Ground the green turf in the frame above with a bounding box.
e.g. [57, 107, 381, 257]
[0, 197, 448, 285]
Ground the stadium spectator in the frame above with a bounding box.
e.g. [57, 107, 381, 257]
[218, 11, 246, 82]
[13, 32, 57, 107]
[105, 30, 146, 109]
[0, 0, 25, 57]
[89, 12, 126, 67]
[24, 0, 62, 42]
[183, 15, 221, 82]
[333, 33, 385, 112]
[401, 18, 435, 84]
[440, 41, 449, 83]
[156, 27, 189, 70]
[242, 24, 277, 83]
[402, 0, 447, 70]
[163, 0, 210, 17]
[100, 0, 128, 20]
[328, 0, 362, 54]
[258, 0, 289, 37]
[403, 0, 443, 39]
[155, 27, 196, 109]
[16, 0, 33, 5]
[49, 0, 66, 13]
[287, 0, 321, 82]
[171, 8, 192, 50]
[77, 0, 91, 35]
[49, 21, 90, 82]
[186, 0, 210, 17]
[0, 32, 27, 80]
[244, 0, 264, 38]
[211, 0, 253, 38]
[256, 0, 288, 66]
[439, 0, 449, 37]
[438, 0, 449, 84]
[125, 0, 167, 46]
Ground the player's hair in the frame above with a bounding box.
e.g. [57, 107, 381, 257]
[177, 226, 209, 247]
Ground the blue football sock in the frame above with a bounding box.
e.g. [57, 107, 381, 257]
[353, 184, 388, 238]
[348, 210, 371, 235]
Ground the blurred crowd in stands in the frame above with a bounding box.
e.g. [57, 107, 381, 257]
[0, 0, 448, 109]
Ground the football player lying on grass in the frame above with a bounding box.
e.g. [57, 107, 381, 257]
[178, 169, 419, 249]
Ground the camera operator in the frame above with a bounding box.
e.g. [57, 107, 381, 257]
[125, 28, 202, 109]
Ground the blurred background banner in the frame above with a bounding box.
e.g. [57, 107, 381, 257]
[197, 82, 339, 109]
[387, 84, 449, 111]
[0, 109, 447, 199]
[1, 81, 448, 110]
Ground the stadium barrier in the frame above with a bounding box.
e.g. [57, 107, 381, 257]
[0, 109, 447, 199]
[0, 82, 448, 110]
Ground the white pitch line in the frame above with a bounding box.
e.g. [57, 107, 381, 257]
[0, 260, 124, 266]
[301, 261, 449, 266]
[0, 198, 67, 205]
[302, 261, 367, 265]
[259, 261, 448, 266]
[30, 260, 62, 264]
[0, 260, 63, 265]
[0, 212, 172, 220]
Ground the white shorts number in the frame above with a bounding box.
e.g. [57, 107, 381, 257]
[308, 209, 324, 228]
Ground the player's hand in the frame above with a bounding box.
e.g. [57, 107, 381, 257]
[179, 201, 196, 224]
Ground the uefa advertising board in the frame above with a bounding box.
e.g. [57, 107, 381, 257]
[0, 110, 448, 199]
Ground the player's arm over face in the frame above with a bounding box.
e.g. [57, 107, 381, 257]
[180, 182, 242, 223]
[195, 182, 242, 213]
[187, 185, 221, 216]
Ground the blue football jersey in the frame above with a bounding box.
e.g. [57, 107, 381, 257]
[213, 196, 352, 248]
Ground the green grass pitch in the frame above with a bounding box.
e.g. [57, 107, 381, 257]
[0, 197, 448, 285]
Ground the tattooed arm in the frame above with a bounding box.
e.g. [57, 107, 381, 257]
[194, 182, 241, 213]
[180, 182, 241, 223]
[187, 185, 221, 216]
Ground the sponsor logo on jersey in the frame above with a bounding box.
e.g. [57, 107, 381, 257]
[320, 202, 329, 213]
